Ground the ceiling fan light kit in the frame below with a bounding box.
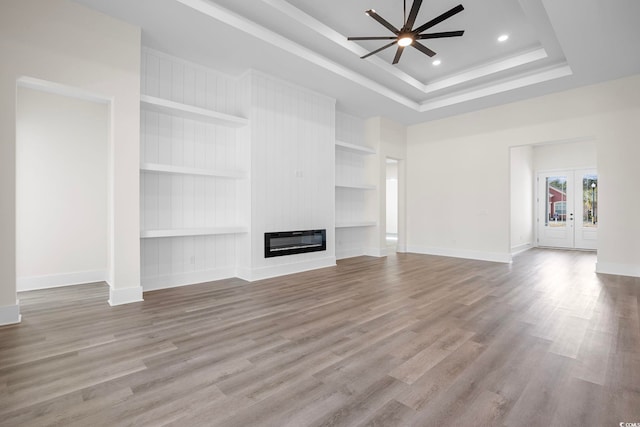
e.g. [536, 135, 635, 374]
[398, 35, 414, 47]
[348, 0, 465, 65]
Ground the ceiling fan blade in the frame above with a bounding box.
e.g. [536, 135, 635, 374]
[418, 30, 465, 39]
[404, 0, 423, 31]
[361, 41, 397, 59]
[392, 46, 405, 64]
[412, 41, 436, 57]
[348, 36, 398, 41]
[365, 9, 400, 34]
[413, 4, 464, 34]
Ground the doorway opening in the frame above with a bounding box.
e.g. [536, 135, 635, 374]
[537, 169, 598, 250]
[510, 139, 598, 257]
[386, 158, 399, 252]
[16, 79, 111, 293]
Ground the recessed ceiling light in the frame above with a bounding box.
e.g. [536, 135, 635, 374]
[498, 34, 509, 42]
[432, 59, 442, 66]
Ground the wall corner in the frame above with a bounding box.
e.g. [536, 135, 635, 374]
[108, 285, 143, 306]
[0, 301, 21, 326]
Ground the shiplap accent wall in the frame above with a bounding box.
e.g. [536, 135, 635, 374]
[141, 49, 240, 115]
[335, 226, 373, 260]
[336, 112, 366, 146]
[140, 49, 247, 290]
[141, 51, 338, 286]
[335, 112, 377, 259]
[240, 71, 336, 280]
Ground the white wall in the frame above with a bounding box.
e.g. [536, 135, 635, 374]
[510, 145, 533, 253]
[407, 130, 510, 262]
[240, 72, 336, 280]
[407, 74, 640, 275]
[0, 0, 141, 322]
[16, 87, 109, 290]
[533, 140, 597, 171]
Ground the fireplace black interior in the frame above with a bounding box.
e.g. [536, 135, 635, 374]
[264, 229, 326, 258]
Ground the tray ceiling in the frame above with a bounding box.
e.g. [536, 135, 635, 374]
[73, 0, 640, 124]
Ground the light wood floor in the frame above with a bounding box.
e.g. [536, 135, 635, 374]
[1, 249, 639, 426]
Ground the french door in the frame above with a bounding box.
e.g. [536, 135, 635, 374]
[537, 169, 598, 250]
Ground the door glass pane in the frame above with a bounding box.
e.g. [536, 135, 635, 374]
[582, 174, 598, 228]
[545, 176, 567, 227]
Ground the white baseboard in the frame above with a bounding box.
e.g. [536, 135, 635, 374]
[364, 247, 387, 258]
[108, 285, 144, 306]
[595, 261, 640, 278]
[511, 243, 533, 256]
[142, 267, 237, 291]
[336, 248, 366, 260]
[0, 302, 21, 326]
[17, 269, 109, 291]
[239, 256, 336, 282]
[235, 267, 252, 281]
[406, 245, 512, 263]
[337, 247, 389, 260]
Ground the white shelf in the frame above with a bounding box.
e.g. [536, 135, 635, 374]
[336, 184, 376, 190]
[335, 140, 376, 155]
[335, 221, 377, 229]
[140, 95, 249, 128]
[140, 162, 246, 179]
[141, 227, 249, 238]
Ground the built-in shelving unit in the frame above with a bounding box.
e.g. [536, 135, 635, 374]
[335, 221, 377, 229]
[334, 139, 377, 230]
[140, 48, 250, 289]
[139, 96, 249, 240]
[335, 139, 376, 155]
[140, 94, 249, 128]
[141, 226, 249, 238]
[335, 183, 376, 190]
[334, 113, 378, 260]
[140, 162, 246, 179]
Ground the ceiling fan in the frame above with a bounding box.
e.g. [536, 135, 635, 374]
[347, 0, 465, 64]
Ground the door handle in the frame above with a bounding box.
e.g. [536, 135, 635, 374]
[569, 213, 574, 220]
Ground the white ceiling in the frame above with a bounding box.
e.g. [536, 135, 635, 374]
[73, 0, 640, 124]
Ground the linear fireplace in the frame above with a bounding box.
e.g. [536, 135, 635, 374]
[264, 229, 326, 258]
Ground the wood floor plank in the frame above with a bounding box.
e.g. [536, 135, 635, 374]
[354, 399, 415, 427]
[503, 352, 573, 427]
[549, 377, 607, 427]
[0, 381, 133, 427]
[308, 376, 405, 427]
[450, 389, 509, 427]
[388, 327, 475, 384]
[0, 248, 638, 426]
[403, 321, 538, 426]
[548, 313, 590, 358]
[395, 339, 487, 411]
[572, 328, 614, 385]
